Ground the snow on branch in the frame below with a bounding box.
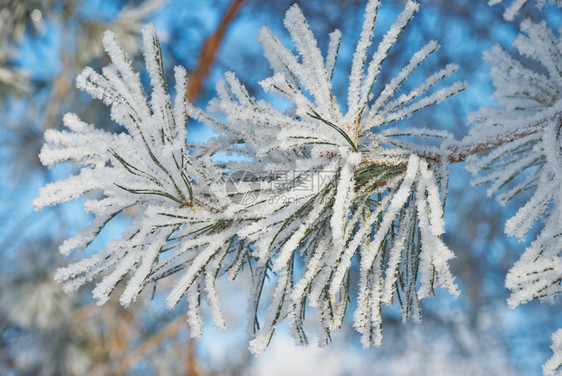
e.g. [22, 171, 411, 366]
[467, 19, 562, 308]
[34, 26, 234, 331]
[200, 0, 463, 353]
[36, 0, 465, 354]
[544, 329, 562, 375]
[466, 17, 562, 376]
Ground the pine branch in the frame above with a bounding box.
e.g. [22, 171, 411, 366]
[464, 18, 562, 376]
[441, 114, 561, 164]
[35, 0, 472, 356]
[359, 114, 560, 167]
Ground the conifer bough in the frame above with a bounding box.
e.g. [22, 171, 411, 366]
[33, 0, 562, 372]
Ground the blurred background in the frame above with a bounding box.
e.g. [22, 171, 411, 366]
[1, 0, 562, 374]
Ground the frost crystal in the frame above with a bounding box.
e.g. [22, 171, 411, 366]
[36, 1, 465, 354]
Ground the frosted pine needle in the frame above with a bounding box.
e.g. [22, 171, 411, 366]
[36, 1, 464, 354]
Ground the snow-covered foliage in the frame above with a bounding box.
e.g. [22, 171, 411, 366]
[466, 18, 562, 375]
[489, 0, 562, 21]
[545, 329, 562, 375]
[34, 25, 234, 322]
[201, 0, 464, 353]
[35, 0, 466, 355]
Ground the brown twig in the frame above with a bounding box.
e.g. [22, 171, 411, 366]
[441, 128, 543, 164]
[186, 0, 246, 102]
[439, 114, 560, 164]
[186, 335, 200, 376]
[361, 156, 407, 166]
[360, 115, 558, 168]
[96, 316, 184, 376]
